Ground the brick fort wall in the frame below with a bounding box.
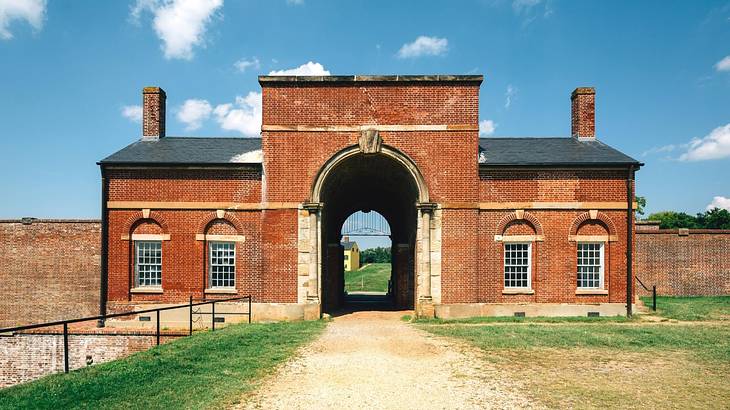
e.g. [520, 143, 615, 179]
[0, 220, 101, 328]
[636, 225, 730, 296]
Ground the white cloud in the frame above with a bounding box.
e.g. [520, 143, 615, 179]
[707, 196, 730, 211]
[286, 0, 304, 5]
[479, 120, 496, 136]
[679, 123, 730, 161]
[121, 105, 143, 123]
[512, 0, 541, 14]
[641, 144, 676, 158]
[0, 0, 46, 40]
[213, 91, 262, 136]
[268, 61, 330, 76]
[131, 0, 223, 60]
[234, 57, 260, 73]
[396, 36, 448, 59]
[715, 55, 730, 72]
[504, 84, 516, 109]
[177, 99, 212, 130]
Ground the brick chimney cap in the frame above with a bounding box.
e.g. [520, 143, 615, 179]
[571, 87, 595, 99]
[143, 86, 166, 95]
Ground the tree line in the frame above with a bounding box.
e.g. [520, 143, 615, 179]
[637, 196, 730, 229]
[360, 247, 391, 263]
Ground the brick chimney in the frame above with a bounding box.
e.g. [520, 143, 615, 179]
[142, 87, 166, 140]
[571, 87, 595, 140]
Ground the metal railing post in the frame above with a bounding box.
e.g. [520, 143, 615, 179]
[248, 296, 252, 323]
[156, 309, 160, 345]
[211, 300, 216, 331]
[652, 285, 657, 311]
[189, 295, 193, 336]
[63, 323, 69, 373]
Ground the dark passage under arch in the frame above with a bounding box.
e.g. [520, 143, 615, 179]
[319, 152, 420, 313]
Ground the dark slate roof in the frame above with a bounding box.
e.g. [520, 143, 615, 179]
[100, 135, 640, 167]
[99, 137, 262, 165]
[342, 241, 358, 250]
[478, 137, 641, 167]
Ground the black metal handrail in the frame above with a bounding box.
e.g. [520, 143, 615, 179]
[635, 276, 656, 311]
[0, 295, 252, 375]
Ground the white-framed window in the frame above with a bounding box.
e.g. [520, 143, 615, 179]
[209, 242, 236, 289]
[504, 242, 531, 288]
[577, 242, 604, 289]
[135, 240, 162, 287]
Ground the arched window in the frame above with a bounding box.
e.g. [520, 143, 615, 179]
[495, 211, 543, 294]
[129, 219, 167, 290]
[198, 218, 245, 293]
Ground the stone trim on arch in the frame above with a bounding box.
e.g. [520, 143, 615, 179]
[121, 210, 169, 236]
[496, 210, 544, 236]
[310, 144, 429, 203]
[196, 210, 245, 235]
[569, 210, 617, 237]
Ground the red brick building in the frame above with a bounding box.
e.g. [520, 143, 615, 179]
[99, 76, 641, 319]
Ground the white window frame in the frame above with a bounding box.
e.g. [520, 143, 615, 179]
[577, 242, 605, 289]
[503, 242, 532, 289]
[209, 241, 236, 289]
[134, 240, 162, 288]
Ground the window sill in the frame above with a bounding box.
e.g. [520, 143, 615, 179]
[576, 289, 608, 295]
[130, 287, 163, 294]
[204, 288, 238, 294]
[502, 288, 535, 295]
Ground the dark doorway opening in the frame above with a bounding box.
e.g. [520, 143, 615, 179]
[341, 211, 392, 309]
[319, 152, 419, 314]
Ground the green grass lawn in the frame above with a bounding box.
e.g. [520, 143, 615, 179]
[344, 263, 391, 293]
[641, 295, 730, 321]
[0, 320, 326, 409]
[418, 296, 730, 409]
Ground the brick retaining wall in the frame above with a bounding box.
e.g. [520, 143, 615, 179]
[0, 332, 178, 388]
[635, 222, 730, 296]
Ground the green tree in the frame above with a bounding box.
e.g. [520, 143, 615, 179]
[635, 195, 646, 216]
[360, 247, 391, 263]
[696, 208, 730, 229]
[646, 211, 700, 229]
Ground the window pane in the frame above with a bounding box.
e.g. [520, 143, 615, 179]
[135, 241, 162, 287]
[504, 243, 530, 288]
[210, 242, 236, 288]
[577, 242, 603, 289]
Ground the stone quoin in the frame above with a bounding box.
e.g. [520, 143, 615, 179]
[98, 75, 643, 320]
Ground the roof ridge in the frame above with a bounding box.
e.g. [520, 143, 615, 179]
[163, 136, 261, 140]
[480, 136, 572, 140]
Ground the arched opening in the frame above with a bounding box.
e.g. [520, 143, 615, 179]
[316, 148, 424, 313]
[341, 211, 392, 305]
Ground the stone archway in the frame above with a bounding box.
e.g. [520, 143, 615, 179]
[300, 140, 438, 316]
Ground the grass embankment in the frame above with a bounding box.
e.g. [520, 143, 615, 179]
[0, 320, 326, 409]
[344, 262, 391, 293]
[640, 295, 730, 321]
[418, 296, 730, 409]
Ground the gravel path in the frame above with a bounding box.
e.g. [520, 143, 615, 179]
[237, 310, 534, 409]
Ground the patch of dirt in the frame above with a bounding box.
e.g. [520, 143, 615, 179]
[490, 348, 730, 409]
[235, 310, 535, 409]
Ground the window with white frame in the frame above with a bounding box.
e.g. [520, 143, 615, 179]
[577, 242, 604, 289]
[135, 241, 162, 287]
[504, 243, 531, 288]
[209, 242, 236, 288]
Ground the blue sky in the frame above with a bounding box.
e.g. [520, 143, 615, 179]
[1, 0, 730, 231]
